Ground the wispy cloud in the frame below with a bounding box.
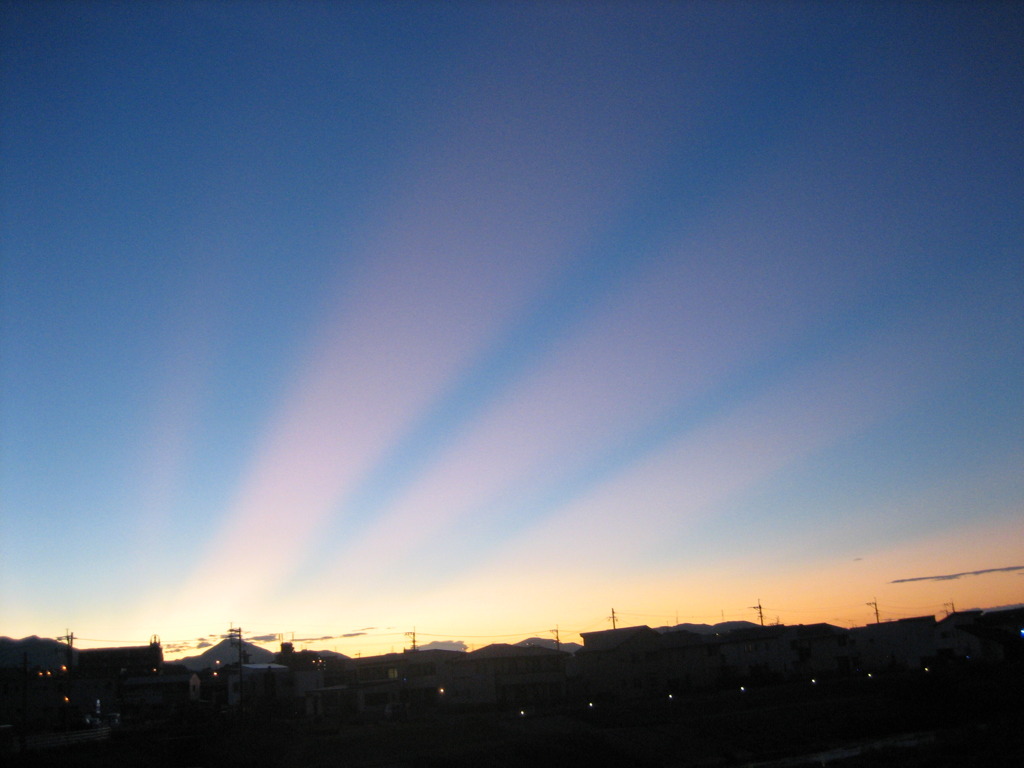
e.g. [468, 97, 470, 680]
[891, 565, 1024, 584]
[163, 641, 198, 654]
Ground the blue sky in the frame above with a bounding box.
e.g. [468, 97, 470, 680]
[2, 1, 1022, 655]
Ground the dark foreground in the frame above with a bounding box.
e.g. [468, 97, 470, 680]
[9, 665, 1024, 767]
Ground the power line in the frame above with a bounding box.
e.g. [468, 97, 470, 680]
[759, 603, 867, 614]
[74, 637, 151, 644]
[416, 633, 512, 639]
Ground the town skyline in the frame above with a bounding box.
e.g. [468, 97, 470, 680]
[10, 590, 1024, 664]
[6, 594, 1021, 764]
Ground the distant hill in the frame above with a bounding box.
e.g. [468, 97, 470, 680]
[312, 649, 350, 661]
[0, 636, 75, 669]
[514, 637, 582, 654]
[176, 638, 275, 671]
[656, 621, 761, 635]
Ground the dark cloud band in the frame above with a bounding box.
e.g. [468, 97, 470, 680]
[891, 565, 1024, 584]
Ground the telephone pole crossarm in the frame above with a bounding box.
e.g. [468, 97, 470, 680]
[749, 600, 765, 627]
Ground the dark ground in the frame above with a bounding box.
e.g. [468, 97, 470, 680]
[8, 664, 1024, 767]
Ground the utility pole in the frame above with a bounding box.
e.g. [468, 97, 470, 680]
[20, 652, 28, 752]
[609, 608, 618, 630]
[56, 630, 75, 730]
[406, 628, 417, 651]
[750, 599, 765, 627]
[228, 626, 244, 712]
[943, 600, 956, 617]
[57, 629, 75, 667]
[866, 598, 880, 624]
[550, 626, 561, 652]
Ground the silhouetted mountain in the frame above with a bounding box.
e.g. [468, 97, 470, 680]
[657, 621, 761, 635]
[0, 636, 75, 669]
[313, 649, 350, 661]
[176, 638, 275, 671]
[514, 637, 582, 654]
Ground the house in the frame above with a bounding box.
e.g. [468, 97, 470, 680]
[449, 643, 567, 709]
[274, 644, 331, 707]
[0, 665, 72, 731]
[120, 668, 200, 720]
[76, 642, 163, 679]
[654, 629, 713, 693]
[704, 625, 791, 685]
[575, 626, 662, 702]
[304, 684, 357, 721]
[851, 616, 937, 671]
[974, 607, 1024, 661]
[934, 609, 1021, 665]
[69, 640, 167, 722]
[577, 622, 856, 699]
[227, 663, 290, 708]
[656, 624, 849, 691]
[783, 623, 852, 677]
[349, 649, 461, 718]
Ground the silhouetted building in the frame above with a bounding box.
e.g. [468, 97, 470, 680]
[653, 629, 711, 692]
[852, 616, 937, 671]
[304, 684, 356, 721]
[450, 644, 568, 709]
[120, 668, 200, 720]
[69, 641, 165, 724]
[578, 622, 855, 699]
[76, 642, 162, 678]
[576, 626, 662, 702]
[697, 625, 790, 687]
[785, 623, 852, 677]
[0, 664, 71, 731]
[274, 644, 331, 706]
[935, 609, 1024, 665]
[350, 649, 461, 717]
[227, 663, 290, 708]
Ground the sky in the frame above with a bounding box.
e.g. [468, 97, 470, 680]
[1, 1, 1022, 659]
